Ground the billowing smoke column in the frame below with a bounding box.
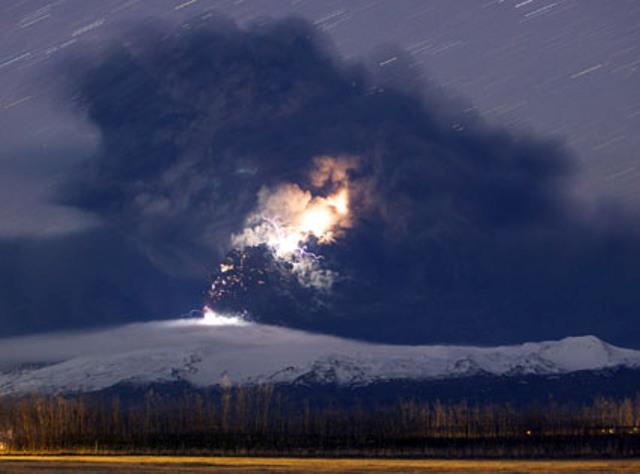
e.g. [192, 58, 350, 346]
[60, 16, 640, 345]
[231, 156, 355, 290]
[205, 156, 358, 322]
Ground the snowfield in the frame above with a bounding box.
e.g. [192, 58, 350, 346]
[1, 315, 639, 395]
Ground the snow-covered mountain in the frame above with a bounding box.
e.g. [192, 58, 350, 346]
[1, 314, 639, 396]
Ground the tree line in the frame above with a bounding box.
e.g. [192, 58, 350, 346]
[2, 385, 640, 457]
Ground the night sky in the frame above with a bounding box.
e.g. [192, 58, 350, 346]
[1, 0, 640, 346]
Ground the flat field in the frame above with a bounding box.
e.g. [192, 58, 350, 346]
[1, 457, 640, 473]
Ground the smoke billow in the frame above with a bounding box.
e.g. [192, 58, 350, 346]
[231, 156, 356, 289]
[56, 16, 640, 346]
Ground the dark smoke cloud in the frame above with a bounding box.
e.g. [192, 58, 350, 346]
[51, 16, 640, 346]
[0, 230, 200, 337]
[60, 16, 359, 277]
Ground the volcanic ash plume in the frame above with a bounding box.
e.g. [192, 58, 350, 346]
[230, 156, 356, 290]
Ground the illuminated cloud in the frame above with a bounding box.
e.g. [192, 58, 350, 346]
[231, 156, 356, 289]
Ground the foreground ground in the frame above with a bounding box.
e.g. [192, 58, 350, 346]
[1, 457, 640, 473]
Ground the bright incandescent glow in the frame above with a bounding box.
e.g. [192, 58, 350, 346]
[230, 156, 357, 289]
[232, 157, 354, 258]
[327, 188, 349, 216]
[299, 205, 334, 238]
[268, 185, 350, 255]
[201, 307, 248, 326]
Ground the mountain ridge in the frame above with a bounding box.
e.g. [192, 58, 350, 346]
[0, 317, 638, 396]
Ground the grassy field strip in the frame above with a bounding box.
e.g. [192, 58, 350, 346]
[2, 456, 640, 472]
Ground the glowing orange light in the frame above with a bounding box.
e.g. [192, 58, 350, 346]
[299, 205, 334, 237]
[327, 188, 349, 215]
[230, 155, 357, 289]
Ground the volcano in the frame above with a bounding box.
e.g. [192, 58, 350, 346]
[205, 245, 325, 326]
[1, 318, 640, 402]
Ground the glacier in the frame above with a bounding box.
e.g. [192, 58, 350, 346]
[0, 315, 639, 395]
